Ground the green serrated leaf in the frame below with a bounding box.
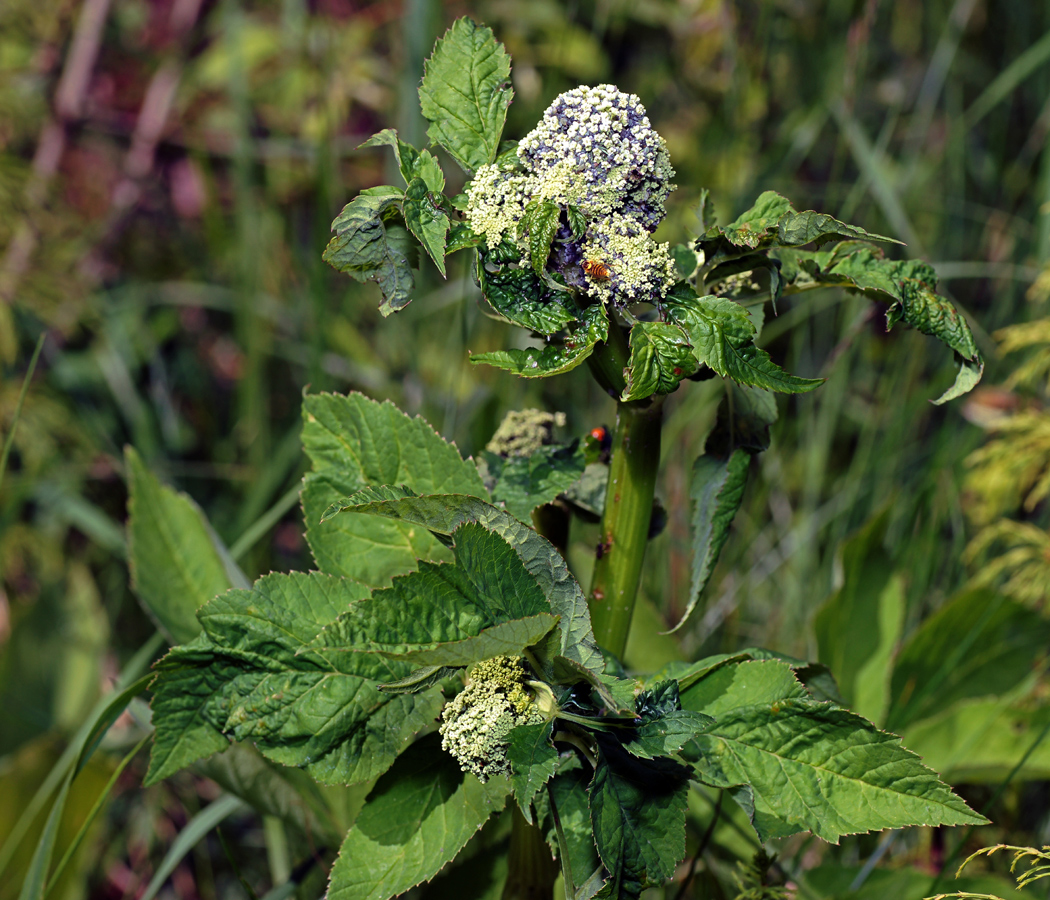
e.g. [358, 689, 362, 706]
[778, 245, 982, 401]
[621, 321, 696, 402]
[412, 149, 446, 193]
[328, 734, 510, 900]
[698, 192, 900, 262]
[665, 292, 822, 393]
[378, 665, 460, 694]
[887, 283, 979, 360]
[775, 209, 901, 248]
[323, 187, 417, 314]
[679, 659, 807, 719]
[482, 442, 586, 522]
[145, 646, 234, 785]
[125, 447, 232, 645]
[320, 486, 603, 675]
[590, 748, 688, 899]
[625, 711, 714, 760]
[725, 343, 823, 393]
[148, 572, 442, 786]
[479, 259, 578, 335]
[471, 304, 609, 378]
[301, 392, 488, 588]
[712, 190, 794, 250]
[688, 698, 986, 842]
[669, 448, 750, 633]
[404, 177, 450, 277]
[418, 18, 513, 174]
[359, 130, 444, 192]
[447, 222, 484, 254]
[519, 199, 561, 274]
[308, 522, 557, 667]
[885, 588, 1050, 733]
[506, 721, 560, 822]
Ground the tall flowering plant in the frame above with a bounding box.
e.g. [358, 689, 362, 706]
[138, 18, 987, 900]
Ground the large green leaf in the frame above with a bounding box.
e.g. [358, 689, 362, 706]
[308, 523, 560, 668]
[664, 292, 822, 394]
[404, 177, 450, 277]
[776, 243, 983, 402]
[418, 18, 513, 174]
[147, 572, 442, 786]
[478, 262, 578, 335]
[320, 487, 602, 675]
[621, 321, 697, 401]
[506, 722, 560, 822]
[322, 187, 416, 315]
[697, 191, 898, 261]
[590, 748, 689, 899]
[679, 659, 807, 719]
[884, 588, 1050, 733]
[125, 447, 233, 645]
[625, 711, 714, 761]
[471, 304, 609, 378]
[146, 647, 238, 784]
[327, 734, 510, 900]
[887, 282, 983, 404]
[480, 442, 586, 522]
[670, 448, 750, 633]
[680, 662, 984, 841]
[301, 392, 488, 588]
[813, 514, 905, 724]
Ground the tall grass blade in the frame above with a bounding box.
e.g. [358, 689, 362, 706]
[138, 794, 248, 900]
[0, 633, 162, 880]
[965, 30, 1050, 129]
[42, 734, 151, 898]
[0, 332, 45, 492]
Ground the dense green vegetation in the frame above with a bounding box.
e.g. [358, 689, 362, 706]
[2, 1, 1049, 898]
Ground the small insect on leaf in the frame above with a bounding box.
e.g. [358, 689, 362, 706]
[582, 259, 611, 281]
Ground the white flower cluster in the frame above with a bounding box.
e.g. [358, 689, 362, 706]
[518, 84, 675, 229]
[581, 213, 679, 304]
[465, 165, 532, 251]
[439, 656, 544, 782]
[465, 85, 678, 304]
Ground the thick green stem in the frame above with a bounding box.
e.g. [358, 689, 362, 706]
[585, 317, 630, 398]
[588, 391, 663, 659]
[502, 804, 558, 900]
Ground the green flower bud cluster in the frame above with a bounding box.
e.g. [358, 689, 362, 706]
[466, 84, 678, 306]
[485, 408, 566, 458]
[439, 656, 545, 783]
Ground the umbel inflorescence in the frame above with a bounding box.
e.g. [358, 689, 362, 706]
[467, 84, 678, 306]
[438, 656, 546, 782]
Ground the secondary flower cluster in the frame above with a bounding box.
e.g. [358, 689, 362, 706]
[467, 84, 678, 306]
[439, 656, 545, 782]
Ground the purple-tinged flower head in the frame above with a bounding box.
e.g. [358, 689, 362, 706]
[517, 85, 675, 231]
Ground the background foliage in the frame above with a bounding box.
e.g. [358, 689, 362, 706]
[2, 0, 1050, 897]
